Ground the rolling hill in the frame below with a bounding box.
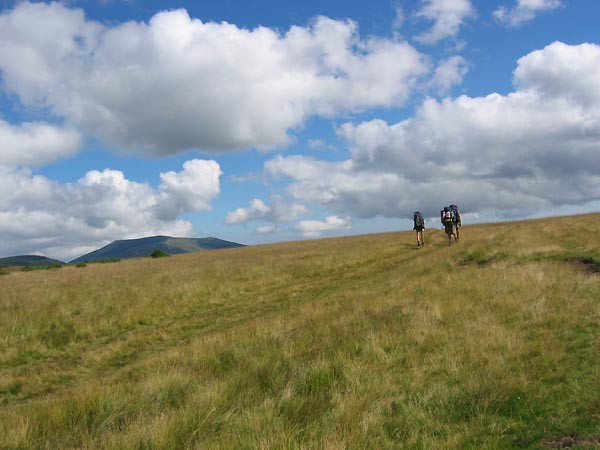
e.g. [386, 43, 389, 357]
[70, 235, 245, 263]
[1, 214, 599, 449]
[0, 255, 64, 267]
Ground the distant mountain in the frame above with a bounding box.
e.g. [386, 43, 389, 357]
[0, 255, 64, 267]
[70, 236, 245, 263]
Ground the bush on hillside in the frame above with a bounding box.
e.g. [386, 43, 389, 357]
[75, 263, 87, 268]
[150, 249, 170, 258]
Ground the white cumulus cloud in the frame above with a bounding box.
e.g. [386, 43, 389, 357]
[295, 216, 350, 237]
[256, 225, 277, 234]
[0, 2, 428, 155]
[429, 55, 470, 95]
[0, 119, 82, 167]
[415, 0, 476, 44]
[266, 42, 600, 220]
[225, 199, 271, 225]
[0, 159, 222, 260]
[225, 197, 307, 225]
[157, 159, 222, 218]
[494, 0, 563, 27]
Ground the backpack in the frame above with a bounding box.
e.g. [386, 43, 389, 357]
[441, 208, 453, 223]
[450, 204, 460, 224]
[413, 212, 424, 228]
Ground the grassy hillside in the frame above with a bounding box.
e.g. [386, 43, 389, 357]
[70, 236, 244, 263]
[0, 214, 599, 449]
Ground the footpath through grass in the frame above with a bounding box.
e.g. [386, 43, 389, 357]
[0, 214, 599, 449]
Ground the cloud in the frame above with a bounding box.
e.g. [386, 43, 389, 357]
[266, 42, 600, 219]
[265, 155, 354, 182]
[256, 225, 277, 234]
[494, 0, 563, 27]
[225, 197, 307, 225]
[429, 55, 469, 95]
[513, 41, 600, 106]
[308, 139, 337, 151]
[225, 199, 270, 225]
[0, 2, 428, 155]
[266, 155, 407, 217]
[392, 4, 405, 30]
[415, 0, 476, 44]
[0, 159, 222, 260]
[157, 159, 221, 218]
[0, 119, 82, 167]
[295, 216, 350, 237]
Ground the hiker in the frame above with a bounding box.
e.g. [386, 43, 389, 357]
[450, 204, 462, 240]
[440, 206, 457, 245]
[413, 211, 425, 246]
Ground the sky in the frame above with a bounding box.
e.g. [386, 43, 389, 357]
[0, 0, 599, 261]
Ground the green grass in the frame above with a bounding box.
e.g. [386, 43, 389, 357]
[0, 213, 599, 449]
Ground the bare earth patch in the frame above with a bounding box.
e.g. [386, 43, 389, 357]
[543, 434, 600, 449]
[566, 257, 600, 276]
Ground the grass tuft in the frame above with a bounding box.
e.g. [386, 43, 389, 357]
[39, 319, 78, 349]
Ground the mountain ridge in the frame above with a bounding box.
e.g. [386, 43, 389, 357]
[69, 235, 245, 263]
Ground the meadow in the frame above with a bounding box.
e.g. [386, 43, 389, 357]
[0, 214, 599, 449]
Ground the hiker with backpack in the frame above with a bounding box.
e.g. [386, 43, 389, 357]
[413, 211, 425, 247]
[450, 204, 461, 240]
[440, 206, 457, 245]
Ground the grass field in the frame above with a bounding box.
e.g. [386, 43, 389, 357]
[1, 214, 599, 449]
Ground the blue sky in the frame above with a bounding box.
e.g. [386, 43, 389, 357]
[0, 0, 599, 260]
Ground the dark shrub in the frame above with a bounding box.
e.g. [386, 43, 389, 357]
[150, 249, 170, 258]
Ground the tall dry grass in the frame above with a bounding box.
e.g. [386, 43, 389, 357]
[0, 214, 599, 449]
